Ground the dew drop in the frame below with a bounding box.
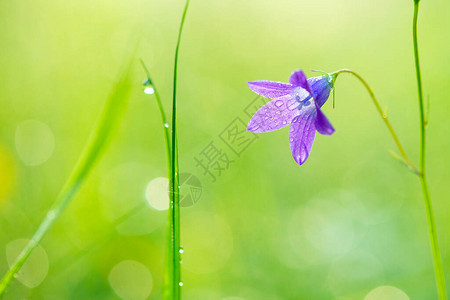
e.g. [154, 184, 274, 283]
[142, 78, 155, 95]
[275, 100, 284, 108]
[144, 87, 155, 95]
[179, 282, 183, 287]
[179, 249, 184, 254]
[164, 123, 169, 128]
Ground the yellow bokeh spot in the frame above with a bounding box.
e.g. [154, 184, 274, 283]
[0, 145, 15, 202]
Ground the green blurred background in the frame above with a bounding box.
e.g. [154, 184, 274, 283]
[1, 0, 450, 299]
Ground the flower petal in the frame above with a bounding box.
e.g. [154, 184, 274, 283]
[247, 95, 300, 133]
[289, 70, 313, 95]
[289, 108, 317, 165]
[308, 75, 332, 108]
[247, 81, 293, 99]
[314, 105, 335, 135]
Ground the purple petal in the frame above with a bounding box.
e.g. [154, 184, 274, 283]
[247, 95, 300, 133]
[289, 108, 317, 165]
[247, 81, 293, 99]
[289, 70, 312, 95]
[314, 104, 335, 135]
[308, 75, 333, 107]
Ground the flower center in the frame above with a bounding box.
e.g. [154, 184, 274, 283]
[296, 94, 312, 110]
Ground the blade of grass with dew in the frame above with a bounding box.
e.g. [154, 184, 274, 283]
[140, 59, 171, 171]
[0, 57, 134, 297]
[164, 1, 191, 299]
[140, 59, 175, 297]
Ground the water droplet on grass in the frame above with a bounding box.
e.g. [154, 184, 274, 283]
[142, 78, 155, 95]
[144, 87, 154, 95]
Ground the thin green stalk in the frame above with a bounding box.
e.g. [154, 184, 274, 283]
[0, 59, 134, 297]
[332, 69, 418, 174]
[165, 1, 190, 299]
[140, 59, 172, 170]
[413, 1, 447, 298]
[139, 60, 174, 298]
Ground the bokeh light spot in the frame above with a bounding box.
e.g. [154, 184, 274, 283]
[327, 251, 384, 296]
[364, 286, 409, 300]
[288, 190, 368, 265]
[342, 160, 406, 224]
[145, 177, 169, 211]
[15, 120, 55, 166]
[6, 239, 49, 288]
[108, 260, 153, 300]
[99, 162, 165, 236]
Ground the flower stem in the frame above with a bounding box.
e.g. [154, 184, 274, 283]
[332, 69, 418, 174]
[165, 1, 190, 299]
[0, 59, 133, 297]
[413, 1, 447, 298]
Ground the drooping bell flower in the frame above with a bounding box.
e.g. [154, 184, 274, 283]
[247, 70, 335, 165]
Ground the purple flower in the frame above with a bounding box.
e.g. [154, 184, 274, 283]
[247, 70, 335, 165]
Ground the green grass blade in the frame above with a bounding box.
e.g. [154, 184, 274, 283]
[164, 1, 190, 299]
[139, 59, 172, 170]
[0, 57, 134, 297]
[139, 59, 175, 298]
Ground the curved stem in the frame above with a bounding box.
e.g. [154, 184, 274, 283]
[413, 2, 447, 298]
[332, 69, 418, 174]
